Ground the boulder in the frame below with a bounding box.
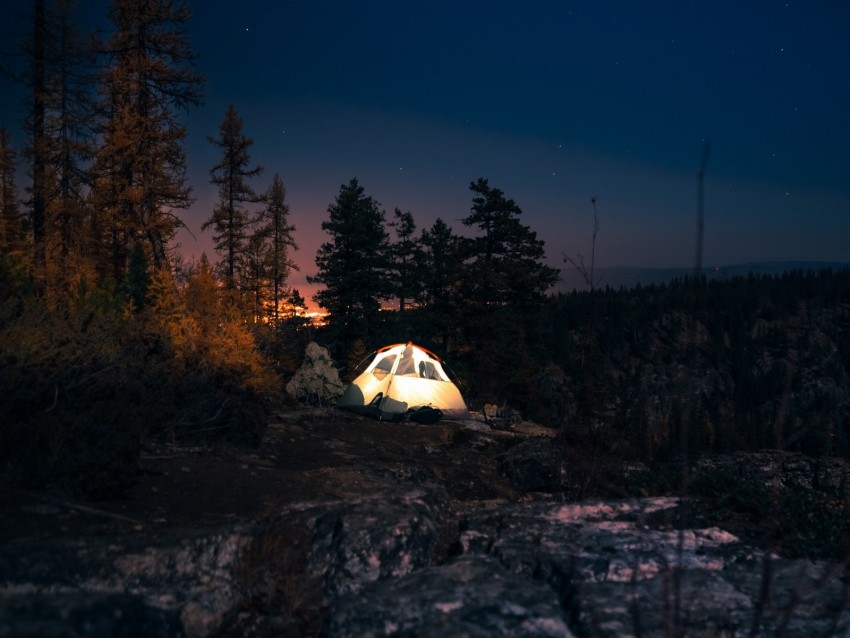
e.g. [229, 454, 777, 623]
[498, 437, 558, 491]
[285, 342, 345, 405]
[217, 472, 453, 630]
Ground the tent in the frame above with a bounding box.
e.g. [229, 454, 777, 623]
[337, 342, 469, 420]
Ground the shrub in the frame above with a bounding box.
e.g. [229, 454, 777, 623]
[0, 262, 280, 500]
[0, 300, 141, 499]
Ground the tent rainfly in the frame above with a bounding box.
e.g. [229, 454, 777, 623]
[337, 343, 468, 420]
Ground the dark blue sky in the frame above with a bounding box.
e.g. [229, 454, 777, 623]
[2, 1, 849, 304]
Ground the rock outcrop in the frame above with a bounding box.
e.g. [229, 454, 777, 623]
[325, 555, 574, 637]
[6, 490, 850, 637]
[455, 497, 850, 636]
[323, 495, 850, 637]
[284, 342, 345, 405]
[0, 527, 253, 638]
[4, 412, 850, 637]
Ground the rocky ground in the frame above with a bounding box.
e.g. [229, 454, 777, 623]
[2, 408, 850, 637]
[1, 408, 529, 544]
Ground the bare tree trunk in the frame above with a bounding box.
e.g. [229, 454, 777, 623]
[32, 0, 47, 281]
[147, 228, 168, 273]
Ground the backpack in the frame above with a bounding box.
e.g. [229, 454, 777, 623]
[409, 406, 443, 425]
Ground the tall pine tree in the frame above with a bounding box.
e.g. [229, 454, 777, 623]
[388, 207, 423, 314]
[241, 231, 267, 324]
[43, 0, 96, 283]
[203, 104, 263, 291]
[460, 178, 559, 400]
[0, 128, 23, 254]
[462, 178, 559, 310]
[93, 0, 203, 278]
[29, 0, 47, 279]
[420, 217, 463, 350]
[309, 178, 392, 353]
[254, 173, 298, 324]
[14, 0, 97, 297]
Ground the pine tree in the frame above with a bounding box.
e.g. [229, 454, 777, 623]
[420, 217, 460, 306]
[459, 178, 559, 400]
[43, 0, 97, 282]
[183, 253, 220, 350]
[145, 262, 186, 350]
[125, 240, 150, 312]
[462, 178, 559, 310]
[203, 104, 263, 290]
[93, 0, 203, 278]
[30, 0, 47, 279]
[241, 231, 267, 324]
[420, 217, 463, 350]
[388, 208, 423, 314]
[284, 288, 307, 319]
[14, 0, 97, 297]
[309, 178, 392, 351]
[254, 173, 298, 324]
[0, 128, 23, 254]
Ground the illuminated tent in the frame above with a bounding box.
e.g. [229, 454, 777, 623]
[337, 343, 469, 420]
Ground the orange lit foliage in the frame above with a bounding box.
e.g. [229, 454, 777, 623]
[146, 254, 277, 396]
[0, 249, 280, 499]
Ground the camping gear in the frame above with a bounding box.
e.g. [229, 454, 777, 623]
[337, 343, 468, 420]
[409, 406, 444, 425]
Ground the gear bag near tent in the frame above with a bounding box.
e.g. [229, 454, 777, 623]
[337, 343, 469, 421]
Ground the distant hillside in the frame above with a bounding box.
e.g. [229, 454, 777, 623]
[538, 266, 850, 460]
[556, 261, 850, 292]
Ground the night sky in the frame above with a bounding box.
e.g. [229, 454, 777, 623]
[3, 1, 849, 308]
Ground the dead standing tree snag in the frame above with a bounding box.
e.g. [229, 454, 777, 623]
[563, 196, 603, 294]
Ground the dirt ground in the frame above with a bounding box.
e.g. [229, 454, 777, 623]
[1, 408, 542, 544]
